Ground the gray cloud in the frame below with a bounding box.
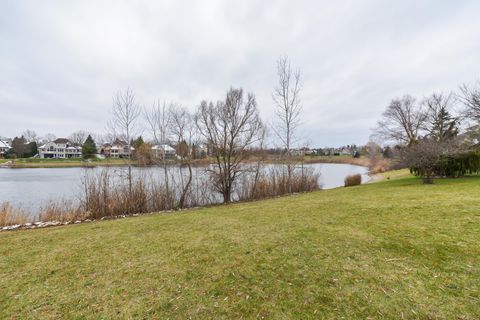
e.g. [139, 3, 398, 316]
[1, 0, 479, 146]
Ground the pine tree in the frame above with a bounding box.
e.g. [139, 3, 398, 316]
[82, 135, 97, 159]
[429, 106, 459, 142]
[133, 136, 145, 149]
[27, 141, 38, 157]
[11, 136, 29, 158]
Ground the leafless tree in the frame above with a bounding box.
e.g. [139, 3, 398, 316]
[44, 133, 57, 143]
[195, 88, 264, 203]
[109, 88, 141, 196]
[145, 100, 172, 199]
[422, 92, 459, 142]
[22, 130, 39, 143]
[249, 124, 267, 198]
[458, 82, 480, 122]
[375, 95, 427, 146]
[92, 133, 108, 146]
[272, 56, 303, 193]
[168, 105, 197, 208]
[68, 130, 89, 145]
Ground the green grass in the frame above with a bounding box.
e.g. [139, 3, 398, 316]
[1, 174, 479, 319]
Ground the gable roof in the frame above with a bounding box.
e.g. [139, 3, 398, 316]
[0, 141, 11, 149]
[54, 138, 70, 144]
[112, 139, 128, 146]
[152, 144, 176, 152]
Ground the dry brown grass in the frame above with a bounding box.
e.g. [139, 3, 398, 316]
[238, 167, 319, 201]
[80, 170, 176, 219]
[303, 156, 371, 167]
[38, 200, 85, 222]
[344, 174, 362, 187]
[369, 157, 393, 174]
[0, 203, 29, 227]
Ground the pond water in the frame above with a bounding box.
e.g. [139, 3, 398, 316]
[0, 163, 370, 213]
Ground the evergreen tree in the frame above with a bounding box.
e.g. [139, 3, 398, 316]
[428, 106, 459, 142]
[27, 141, 38, 157]
[11, 136, 29, 158]
[133, 136, 145, 149]
[424, 93, 460, 142]
[82, 135, 97, 159]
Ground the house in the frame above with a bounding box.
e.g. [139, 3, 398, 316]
[99, 139, 134, 158]
[38, 138, 82, 159]
[0, 140, 11, 158]
[152, 144, 176, 160]
[339, 148, 353, 156]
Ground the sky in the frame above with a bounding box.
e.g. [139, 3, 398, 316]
[1, 0, 480, 147]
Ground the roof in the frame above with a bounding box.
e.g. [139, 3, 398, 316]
[54, 138, 70, 144]
[112, 139, 128, 146]
[0, 141, 11, 149]
[152, 144, 176, 152]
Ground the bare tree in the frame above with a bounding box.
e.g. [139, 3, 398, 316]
[422, 92, 459, 142]
[109, 89, 141, 196]
[22, 130, 39, 143]
[458, 82, 480, 122]
[145, 100, 172, 200]
[68, 130, 89, 145]
[375, 95, 426, 146]
[44, 133, 57, 143]
[195, 88, 264, 203]
[272, 56, 303, 193]
[168, 105, 197, 208]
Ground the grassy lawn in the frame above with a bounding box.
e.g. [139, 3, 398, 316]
[1, 174, 479, 319]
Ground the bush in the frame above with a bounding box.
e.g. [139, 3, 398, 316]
[344, 174, 362, 187]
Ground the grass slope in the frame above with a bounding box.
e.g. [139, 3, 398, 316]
[1, 174, 479, 319]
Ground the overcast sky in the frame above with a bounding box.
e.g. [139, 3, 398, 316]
[1, 0, 480, 146]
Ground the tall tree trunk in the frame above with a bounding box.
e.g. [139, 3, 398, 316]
[179, 162, 192, 209]
[162, 152, 170, 208]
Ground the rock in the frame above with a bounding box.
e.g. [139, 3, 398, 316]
[3, 224, 20, 231]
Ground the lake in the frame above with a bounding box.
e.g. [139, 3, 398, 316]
[0, 163, 370, 213]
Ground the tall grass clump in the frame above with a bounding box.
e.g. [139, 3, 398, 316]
[344, 174, 362, 187]
[0, 202, 29, 227]
[37, 200, 85, 222]
[238, 166, 320, 201]
[80, 169, 176, 219]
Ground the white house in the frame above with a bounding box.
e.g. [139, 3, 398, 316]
[38, 138, 82, 159]
[152, 144, 176, 160]
[0, 140, 11, 157]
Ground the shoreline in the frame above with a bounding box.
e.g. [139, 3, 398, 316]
[0, 156, 371, 169]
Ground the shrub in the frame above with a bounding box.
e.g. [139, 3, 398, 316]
[344, 174, 362, 187]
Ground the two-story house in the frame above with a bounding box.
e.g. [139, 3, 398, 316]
[38, 138, 82, 159]
[152, 144, 176, 160]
